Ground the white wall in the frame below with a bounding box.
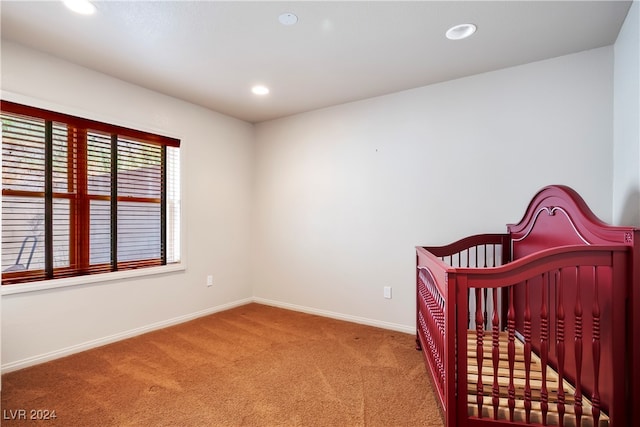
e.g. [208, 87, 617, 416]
[613, 0, 640, 227]
[0, 41, 255, 370]
[0, 40, 621, 370]
[252, 47, 615, 330]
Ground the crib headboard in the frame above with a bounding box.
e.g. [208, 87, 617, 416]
[506, 185, 639, 421]
[507, 185, 635, 259]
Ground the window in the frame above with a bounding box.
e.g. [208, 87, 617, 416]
[1, 100, 181, 285]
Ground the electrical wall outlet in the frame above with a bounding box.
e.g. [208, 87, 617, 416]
[206, 275, 213, 287]
[384, 286, 392, 299]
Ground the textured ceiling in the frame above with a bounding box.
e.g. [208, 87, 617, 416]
[1, 1, 632, 123]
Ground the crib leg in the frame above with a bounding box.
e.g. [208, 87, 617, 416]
[416, 334, 422, 351]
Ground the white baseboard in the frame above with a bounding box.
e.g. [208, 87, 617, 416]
[1, 297, 253, 373]
[252, 297, 415, 335]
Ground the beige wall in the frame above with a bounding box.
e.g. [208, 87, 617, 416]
[613, 0, 640, 226]
[252, 47, 615, 330]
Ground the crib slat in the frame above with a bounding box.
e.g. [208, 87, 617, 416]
[476, 288, 484, 417]
[468, 288, 472, 329]
[557, 270, 566, 427]
[574, 267, 583, 425]
[541, 272, 550, 425]
[524, 280, 532, 423]
[492, 288, 500, 420]
[492, 244, 496, 267]
[508, 285, 516, 422]
[484, 288, 489, 329]
[591, 266, 601, 425]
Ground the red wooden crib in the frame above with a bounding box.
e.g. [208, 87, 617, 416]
[416, 185, 639, 427]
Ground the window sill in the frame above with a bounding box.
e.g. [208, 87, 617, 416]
[0, 263, 186, 296]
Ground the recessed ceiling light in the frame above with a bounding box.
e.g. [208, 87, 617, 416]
[252, 85, 270, 96]
[278, 13, 298, 26]
[445, 23, 477, 40]
[63, 0, 96, 15]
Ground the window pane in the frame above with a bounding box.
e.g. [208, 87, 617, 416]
[118, 201, 160, 262]
[116, 137, 162, 264]
[2, 113, 46, 274]
[2, 114, 45, 192]
[90, 200, 111, 265]
[53, 198, 70, 268]
[118, 138, 161, 199]
[52, 123, 71, 193]
[88, 131, 111, 195]
[166, 146, 180, 263]
[1, 197, 44, 272]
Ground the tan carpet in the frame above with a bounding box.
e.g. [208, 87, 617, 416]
[1, 303, 444, 426]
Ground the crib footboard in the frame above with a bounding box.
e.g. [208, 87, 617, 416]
[460, 245, 629, 427]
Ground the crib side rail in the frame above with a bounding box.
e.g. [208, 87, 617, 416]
[416, 264, 447, 409]
[457, 245, 630, 427]
[422, 234, 510, 268]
